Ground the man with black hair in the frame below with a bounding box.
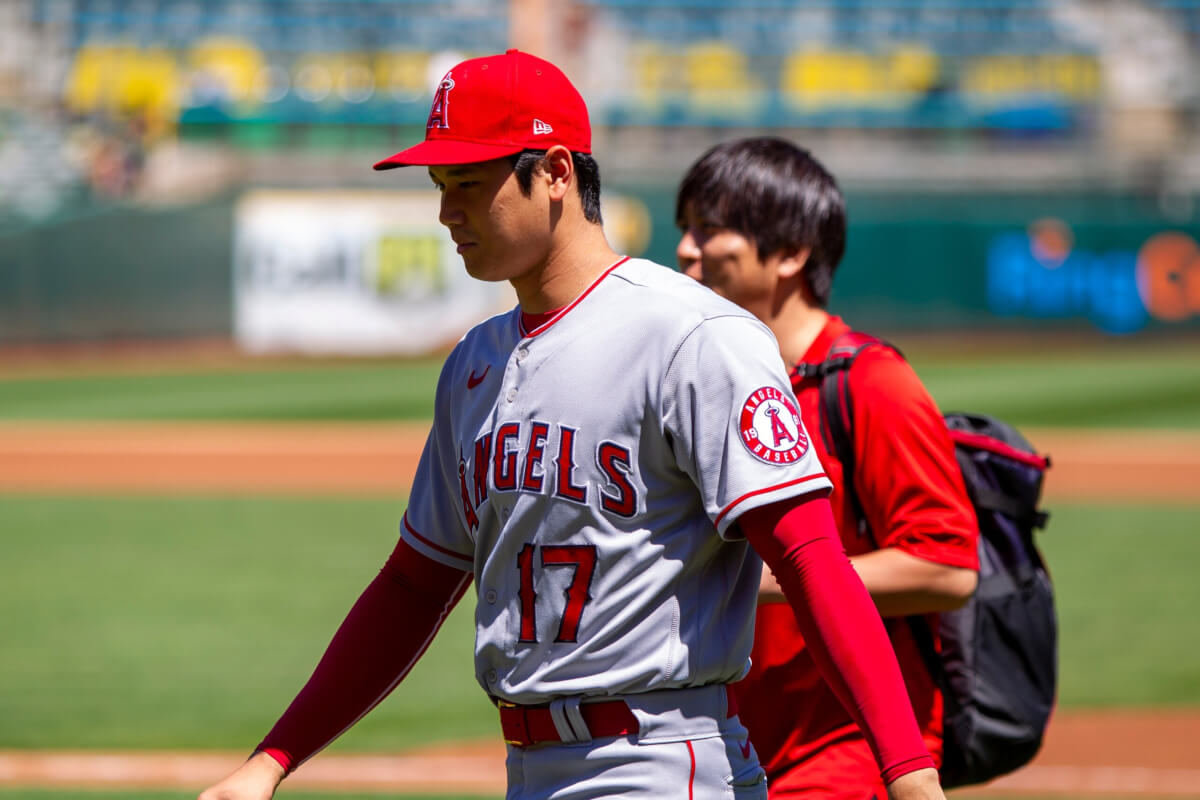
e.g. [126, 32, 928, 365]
[198, 58, 948, 800]
[676, 137, 979, 799]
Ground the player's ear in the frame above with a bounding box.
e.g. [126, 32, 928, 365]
[776, 247, 811, 279]
[543, 145, 574, 203]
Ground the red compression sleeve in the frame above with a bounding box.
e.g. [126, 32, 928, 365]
[740, 496, 935, 785]
[256, 540, 472, 773]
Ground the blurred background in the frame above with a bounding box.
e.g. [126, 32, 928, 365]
[2, 0, 1199, 352]
[1, 3, 1199, 800]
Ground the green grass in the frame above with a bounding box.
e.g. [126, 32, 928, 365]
[0, 497, 1197, 755]
[0, 495, 494, 751]
[1, 344, 1198, 427]
[0, 359, 443, 420]
[916, 348, 1200, 428]
[1039, 504, 1200, 706]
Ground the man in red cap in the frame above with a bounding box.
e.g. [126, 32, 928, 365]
[198, 51, 948, 800]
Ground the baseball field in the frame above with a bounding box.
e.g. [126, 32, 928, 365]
[1, 335, 1198, 800]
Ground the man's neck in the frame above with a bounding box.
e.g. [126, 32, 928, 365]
[767, 296, 830, 367]
[512, 225, 620, 313]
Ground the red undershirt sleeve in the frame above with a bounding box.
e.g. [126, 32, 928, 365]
[740, 495, 935, 785]
[255, 539, 473, 773]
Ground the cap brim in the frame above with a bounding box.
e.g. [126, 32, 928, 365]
[373, 139, 526, 170]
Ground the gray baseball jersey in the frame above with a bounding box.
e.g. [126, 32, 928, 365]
[402, 257, 831, 705]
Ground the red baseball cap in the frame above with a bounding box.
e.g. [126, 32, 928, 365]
[373, 49, 591, 170]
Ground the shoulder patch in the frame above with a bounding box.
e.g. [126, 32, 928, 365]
[738, 386, 810, 465]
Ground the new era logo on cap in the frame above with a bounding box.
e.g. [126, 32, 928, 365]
[372, 49, 591, 169]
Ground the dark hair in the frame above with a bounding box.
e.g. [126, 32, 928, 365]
[675, 137, 845, 308]
[509, 150, 603, 224]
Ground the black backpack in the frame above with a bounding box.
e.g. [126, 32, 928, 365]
[796, 331, 1057, 789]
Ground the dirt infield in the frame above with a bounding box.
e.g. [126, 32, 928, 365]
[1, 420, 1198, 795]
[1, 421, 1198, 503]
[2, 711, 1200, 795]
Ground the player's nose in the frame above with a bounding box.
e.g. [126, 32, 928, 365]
[676, 231, 702, 281]
[438, 193, 466, 227]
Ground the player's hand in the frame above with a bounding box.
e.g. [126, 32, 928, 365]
[197, 751, 286, 800]
[886, 767, 946, 800]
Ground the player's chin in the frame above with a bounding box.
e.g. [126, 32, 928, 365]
[460, 253, 508, 283]
[458, 248, 486, 276]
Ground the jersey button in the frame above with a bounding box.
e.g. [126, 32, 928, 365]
[516, 348, 529, 362]
[485, 589, 497, 604]
[506, 388, 517, 403]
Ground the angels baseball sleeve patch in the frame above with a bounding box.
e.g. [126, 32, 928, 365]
[739, 386, 810, 465]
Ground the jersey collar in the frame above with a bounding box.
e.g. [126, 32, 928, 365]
[518, 256, 630, 338]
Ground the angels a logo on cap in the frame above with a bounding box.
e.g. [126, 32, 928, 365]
[427, 75, 454, 130]
[739, 386, 810, 464]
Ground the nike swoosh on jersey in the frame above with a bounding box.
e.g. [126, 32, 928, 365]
[467, 365, 491, 389]
[739, 739, 752, 759]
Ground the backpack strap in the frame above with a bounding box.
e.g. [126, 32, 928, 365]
[799, 332, 896, 540]
[973, 487, 1049, 529]
[802, 331, 950, 692]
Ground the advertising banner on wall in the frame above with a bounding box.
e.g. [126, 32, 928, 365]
[632, 186, 1200, 335]
[234, 189, 651, 355]
[986, 219, 1200, 334]
[234, 189, 505, 354]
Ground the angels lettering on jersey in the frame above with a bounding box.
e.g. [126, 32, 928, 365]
[456, 422, 638, 533]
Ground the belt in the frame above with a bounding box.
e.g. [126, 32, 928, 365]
[498, 697, 638, 747]
[496, 686, 739, 747]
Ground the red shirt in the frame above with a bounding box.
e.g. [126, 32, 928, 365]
[738, 316, 978, 778]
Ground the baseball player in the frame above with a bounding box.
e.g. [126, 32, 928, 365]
[675, 137, 979, 798]
[198, 53, 947, 800]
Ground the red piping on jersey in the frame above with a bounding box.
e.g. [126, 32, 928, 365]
[519, 256, 631, 338]
[686, 740, 696, 800]
[403, 513, 473, 567]
[714, 473, 830, 527]
[949, 429, 1050, 469]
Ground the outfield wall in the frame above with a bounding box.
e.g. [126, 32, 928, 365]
[2, 188, 1198, 348]
[0, 197, 236, 344]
